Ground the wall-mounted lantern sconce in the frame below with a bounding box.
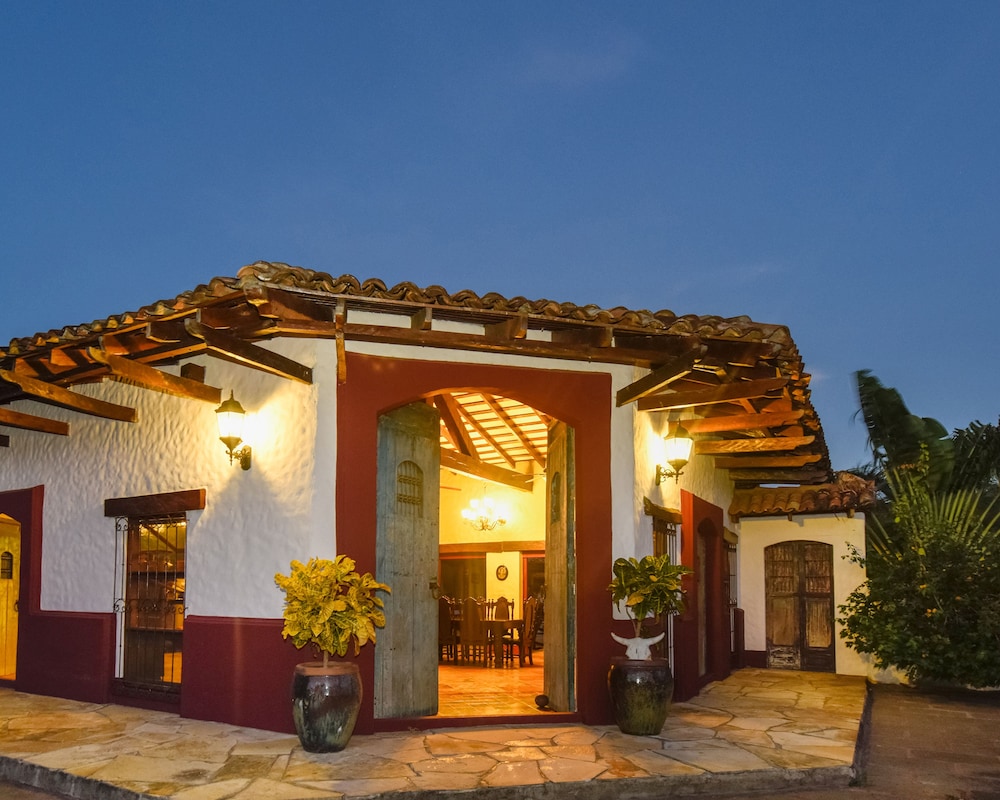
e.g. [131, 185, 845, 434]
[655, 423, 693, 485]
[215, 391, 252, 470]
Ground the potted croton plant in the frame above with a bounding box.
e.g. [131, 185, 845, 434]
[275, 555, 390, 752]
[607, 553, 691, 735]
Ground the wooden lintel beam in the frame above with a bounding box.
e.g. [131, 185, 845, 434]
[714, 454, 822, 469]
[88, 348, 223, 404]
[185, 320, 313, 384]
[0, 407, 70, 435]
[679, 410, 804, 435]
[439, 449, 533, 492]
[694, 435, 815, 454]
[637, 377, 789, 411]
[485, 315, 528, 341]
[616, 343, 707, 406]
[0, 369, 137, 422]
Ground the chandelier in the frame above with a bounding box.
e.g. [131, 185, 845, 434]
[461, 492, 507, 531]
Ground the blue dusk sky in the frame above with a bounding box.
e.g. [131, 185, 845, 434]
[2, 2, 998, 471]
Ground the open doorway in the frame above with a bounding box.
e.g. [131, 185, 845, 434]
[374, 392, 575, 720]
[0, 513, 19, 682]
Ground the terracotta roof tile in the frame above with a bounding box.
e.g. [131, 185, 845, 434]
[729, 472, 875, 520]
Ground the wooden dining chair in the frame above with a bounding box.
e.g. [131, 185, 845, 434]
[459, 597, 488, 664]
[437, 596, 458, 661]
[502, 595, 537, 665]
[494, 596, 511, 621]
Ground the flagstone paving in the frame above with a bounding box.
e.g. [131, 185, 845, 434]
[0, 668, 867, 799]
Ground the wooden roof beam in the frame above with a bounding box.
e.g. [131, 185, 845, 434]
[730, 468, 830, 484]
[88, 348, 222, 404]
[694, 435, 815, 454]
[616, 341, 707, 406]
[714, 454, 822, 469]
[440, 449, 533, 492]
[434, 394, 476, 456]
[678, 410, 804, 435]
[0, 407, 70, 436]
[484, 396, 545, 466]
[551, 325, 613, 348]
[0, 369, 137, 422]
[637, 377, 788, 411]
[455, 402, 517, 468]
[185, 320, 313, 384]
[244, 284, 334, 325]
[486, 315, 528, 341]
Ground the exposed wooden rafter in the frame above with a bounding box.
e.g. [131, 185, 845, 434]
[680, 410, 804, 435]
[433, 394, 476, 455]
[184, 320, 313, 384]
[615, 341, 707, 406]
[712, 454, 822, 469]
[0, 368, 137, 422]
[88, 348, 222, 404]
[484, 396, 545, 466]
[0, 407, 69, 436]
[694, 435, 815, 454]
[636, 377, 789, 411]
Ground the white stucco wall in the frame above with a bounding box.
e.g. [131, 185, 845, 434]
[737, 513, 868, 676]
[0, 338, 336, 620]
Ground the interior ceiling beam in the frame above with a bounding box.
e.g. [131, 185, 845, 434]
[433, 394, 476, 456]
[0, 407, 70, 436]
[455, 401, 517, 468]
[694, 435, 815, 454]
[440, 449, 533, 492]
[636, 377, 789, 411]
[0, 368, 137, 422]
[678, 410, 804, 434]
[615, 341, 707, 407]
[484, 396, 545, 466]
[185, 320, 313, 384]
[713, 454, 822, 469]
[88, 348, 222, 404]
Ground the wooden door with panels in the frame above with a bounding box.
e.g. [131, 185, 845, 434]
[765, 541, 835, 672]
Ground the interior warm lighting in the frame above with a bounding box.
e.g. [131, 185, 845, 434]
[215, 390, 252, 470]
[461, 491, 507, 531]
[655, 423, 693, 484]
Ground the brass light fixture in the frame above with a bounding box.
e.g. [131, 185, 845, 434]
[461, 489, 507, 531]
[655, 423, 693, 485]
[215, 390, 252, 470]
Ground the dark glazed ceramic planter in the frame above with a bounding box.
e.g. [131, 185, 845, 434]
[292, 661, 362, 752]
[607, 658, 674, 735]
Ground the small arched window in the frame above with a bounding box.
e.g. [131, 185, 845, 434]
[0, 551, 13, 580]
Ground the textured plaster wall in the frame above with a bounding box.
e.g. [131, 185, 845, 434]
[0, 338, 334, 620]
[737, 513, 868, 676]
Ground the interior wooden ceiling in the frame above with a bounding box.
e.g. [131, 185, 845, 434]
[0, 263, 833, 487]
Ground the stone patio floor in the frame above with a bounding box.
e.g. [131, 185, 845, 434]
[0, 668, 868, 800]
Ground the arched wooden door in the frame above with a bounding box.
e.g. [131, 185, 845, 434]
[765, 541, 835, 672]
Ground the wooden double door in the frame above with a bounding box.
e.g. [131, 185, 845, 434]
[764, 541, 835, 672]
[374, 402, 575, 719]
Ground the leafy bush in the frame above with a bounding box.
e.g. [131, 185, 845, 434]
[275, 556, 390, 665]
[839, 467, 1000, 687]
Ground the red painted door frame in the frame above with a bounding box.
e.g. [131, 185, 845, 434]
[673, 490, 731, 701]
[336, 352, 616, 732]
